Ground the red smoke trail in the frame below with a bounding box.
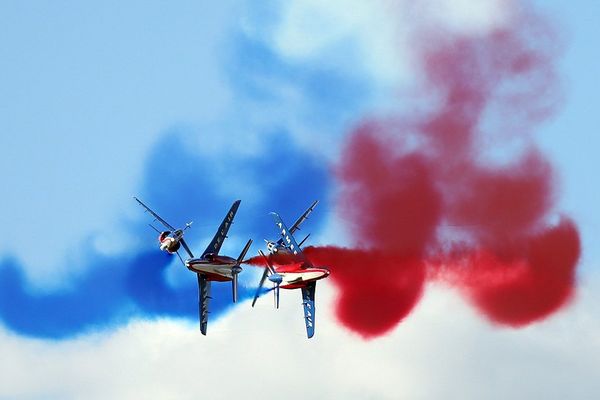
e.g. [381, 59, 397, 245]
[305, 7, 580, 337]
[304, 246, 427, 338]
[245, 6, 580, 339]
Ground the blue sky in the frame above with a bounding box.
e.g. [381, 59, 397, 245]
[0, 0, 598, 398]
[534, 0, 600, 273]
[0, 1, 372, 279]
[0, 0, 367, 338]
[1, 1, 237, 275]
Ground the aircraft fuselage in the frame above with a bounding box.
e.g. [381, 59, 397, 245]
[158, 230, 183, 254]
[185, 255, 238, 282]
[274, 263, 330, 289]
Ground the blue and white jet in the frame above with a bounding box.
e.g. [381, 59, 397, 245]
[252, 202, 329, 338]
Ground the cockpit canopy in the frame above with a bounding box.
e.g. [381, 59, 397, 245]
[158, 231, 171, 241]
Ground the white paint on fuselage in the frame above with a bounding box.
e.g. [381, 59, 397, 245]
[274, 245, 290, 254]
[160, 238, 174, 251]
[279, 270, 329, 286]
[185, 259, 236, 280]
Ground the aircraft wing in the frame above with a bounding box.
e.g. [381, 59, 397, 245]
[202, 200, 241, 257]
[134, 197, 176, 231]
[270, 212, 303, 256]
[180, 238, 194, 259]
[289, 200, 319, 235]
[197, 274, 211, 335]
[301, 282, 317, 339]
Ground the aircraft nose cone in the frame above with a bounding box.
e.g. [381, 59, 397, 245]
[185, 258, 198, 268]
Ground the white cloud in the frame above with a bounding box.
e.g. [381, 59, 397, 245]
[269, 0, 411, 87]
[414, 0, 514, 35]
[264, 0, 514, 89]
[1, 273, 598, 399]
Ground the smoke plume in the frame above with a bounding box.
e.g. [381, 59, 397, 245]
[303, 7, 580, 338]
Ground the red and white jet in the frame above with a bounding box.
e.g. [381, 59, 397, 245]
[135, 198, 252, 335]
[252, 206, 329, 338]
[134, 196, 194, 262]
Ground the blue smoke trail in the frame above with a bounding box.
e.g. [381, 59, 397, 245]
[0, 15, 375, 339]
[0, 130, 330, 339]
[223, 31, 373, 139]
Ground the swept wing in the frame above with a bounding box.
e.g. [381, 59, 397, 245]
[197, 274, 211, 335]
[201, 200, 241, 257]
[289, 200, 319, 235]
[301, 282, 317, 338]
[133, 197, 176, 231]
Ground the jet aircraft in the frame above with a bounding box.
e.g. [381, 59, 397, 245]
[135, 198, 252, 335]
[134, 196, 194, 262]
[252, 206, 329, 338]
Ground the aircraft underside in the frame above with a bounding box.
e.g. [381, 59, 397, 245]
[187, 263, 235, 282]
[279, 270, 329, 289]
